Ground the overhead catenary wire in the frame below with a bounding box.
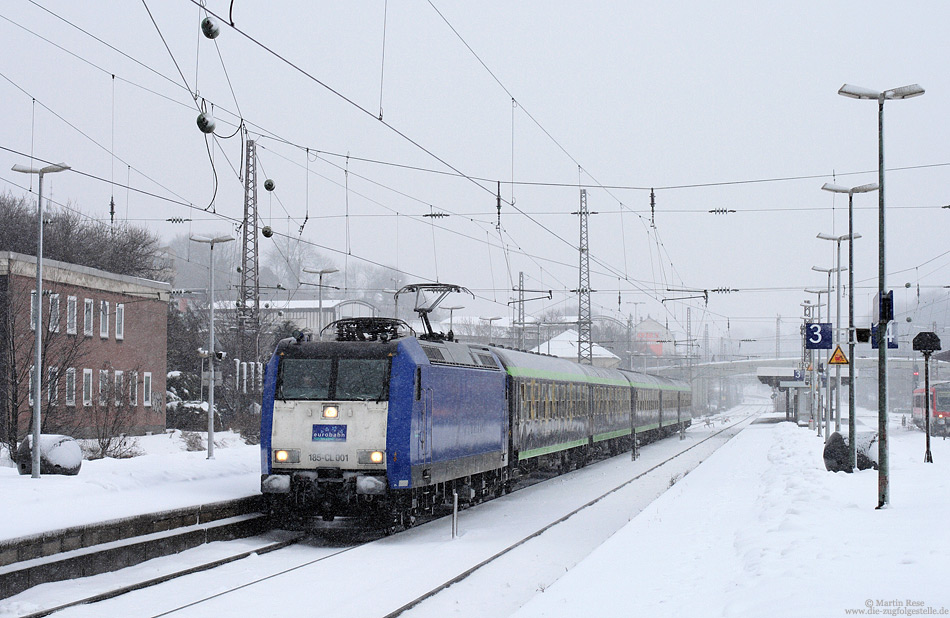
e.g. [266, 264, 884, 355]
[9, 3, 950, 337]
[8, 5, 949, 199]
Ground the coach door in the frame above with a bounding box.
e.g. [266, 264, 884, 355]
[416, 366, 433, 483]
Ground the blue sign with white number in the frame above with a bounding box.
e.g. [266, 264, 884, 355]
[804, 323, 833, 350]
[312, 424, 347, 442]
[870, 324, 898, 349]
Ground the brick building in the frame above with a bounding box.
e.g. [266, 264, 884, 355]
[0, 252, 169, 444]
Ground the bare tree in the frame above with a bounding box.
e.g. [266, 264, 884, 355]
[0, 191, 169, 459]
[0, 192, 170, 281]
[80, 365, 145, 459]
[0, 283, 89, 458]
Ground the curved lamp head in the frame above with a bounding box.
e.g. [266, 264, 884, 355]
[838, 83, 924, 100]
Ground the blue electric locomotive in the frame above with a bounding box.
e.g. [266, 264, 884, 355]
[260, 315, 690, 528]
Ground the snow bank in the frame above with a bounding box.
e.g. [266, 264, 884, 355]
[0, 431, 259, 541]
[515, 417, 950, 617]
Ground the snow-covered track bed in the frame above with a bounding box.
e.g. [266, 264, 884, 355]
[9, 531, 305, 618]
[388, 410, 759, 618]
[15, 408, 761, 618]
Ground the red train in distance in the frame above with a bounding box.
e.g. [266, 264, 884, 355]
[912, 382, 950, 437]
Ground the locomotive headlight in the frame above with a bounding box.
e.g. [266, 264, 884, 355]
[359, 450, 385, 464]
[322, 405, 339, 419]
[273, 449, 300, 464]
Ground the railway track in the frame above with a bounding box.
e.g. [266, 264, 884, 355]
[384, 409, 758, 618]
[0, 496, 268, 599]
[3, 409, 756, 618]
[15, 532, 305, 618]
[0, 408, 763, 617]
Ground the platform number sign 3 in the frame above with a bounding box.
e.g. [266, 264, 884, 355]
[804, 323, 833, 350]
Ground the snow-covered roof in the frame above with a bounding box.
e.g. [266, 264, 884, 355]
[530, 329, 620, 360]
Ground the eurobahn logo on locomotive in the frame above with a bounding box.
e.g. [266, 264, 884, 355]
[312, 424, 347, 442]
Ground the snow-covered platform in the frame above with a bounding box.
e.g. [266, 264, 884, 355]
[513, 413, 950, 618]
[0, 431, 260, 543]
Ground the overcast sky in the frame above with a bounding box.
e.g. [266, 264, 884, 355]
[2, 1, 949, 357]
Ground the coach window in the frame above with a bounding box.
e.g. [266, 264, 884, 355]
[530, 380, 538, 420]
[544, 382, 554, 421]
[519, 382, 527, 419]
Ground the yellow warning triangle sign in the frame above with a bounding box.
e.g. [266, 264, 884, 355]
[828, 345, 849, 365]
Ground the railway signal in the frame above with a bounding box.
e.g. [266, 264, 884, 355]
[912, 332, 941, 463]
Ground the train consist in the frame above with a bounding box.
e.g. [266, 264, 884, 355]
[912, 382, 950, 436]
[260, 315, 691, 528]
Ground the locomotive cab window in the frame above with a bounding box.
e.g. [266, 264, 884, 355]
[277, 357, 390, 401]
[337, 358, 389, 401]
[278, 359, 332, 399]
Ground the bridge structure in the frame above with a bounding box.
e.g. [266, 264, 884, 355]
[650, 354, 941, 419]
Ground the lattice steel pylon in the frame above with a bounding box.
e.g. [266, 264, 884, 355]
[518, 271, 525, 349]
[238, 140, 261, 371]
[576, 189, 592, 364]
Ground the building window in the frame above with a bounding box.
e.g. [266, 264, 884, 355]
[129, 371, 138, 406]
[115, 303, 125, 340]
[100, 301, 110, 339]
[49, 294, 60, 333]
[83, 369, 93, 406]
[114, 370, 124, 406]
[28, 365, 35, 406]
[65, 368, 76, 406]
[30, 290, 37, 330]
[66, 296, 77, 335]
[84, 299, 94, 336]
[47, 367, 59, 405]
[99, 369, 109, 405]
[143, 372, 152, 407]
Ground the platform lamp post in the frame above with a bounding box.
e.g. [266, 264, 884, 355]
[821, 181, 878, 469]
[839, 82, 924, 508]
[190, 235, 234, 460]
[812, 266, 846, 438]
[804, 288, 827, 436]
[12, 162, 71, 479]
[480, 316, 502, 345]
[303, 268, 338, 335]
[443, 306, 464, 339]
